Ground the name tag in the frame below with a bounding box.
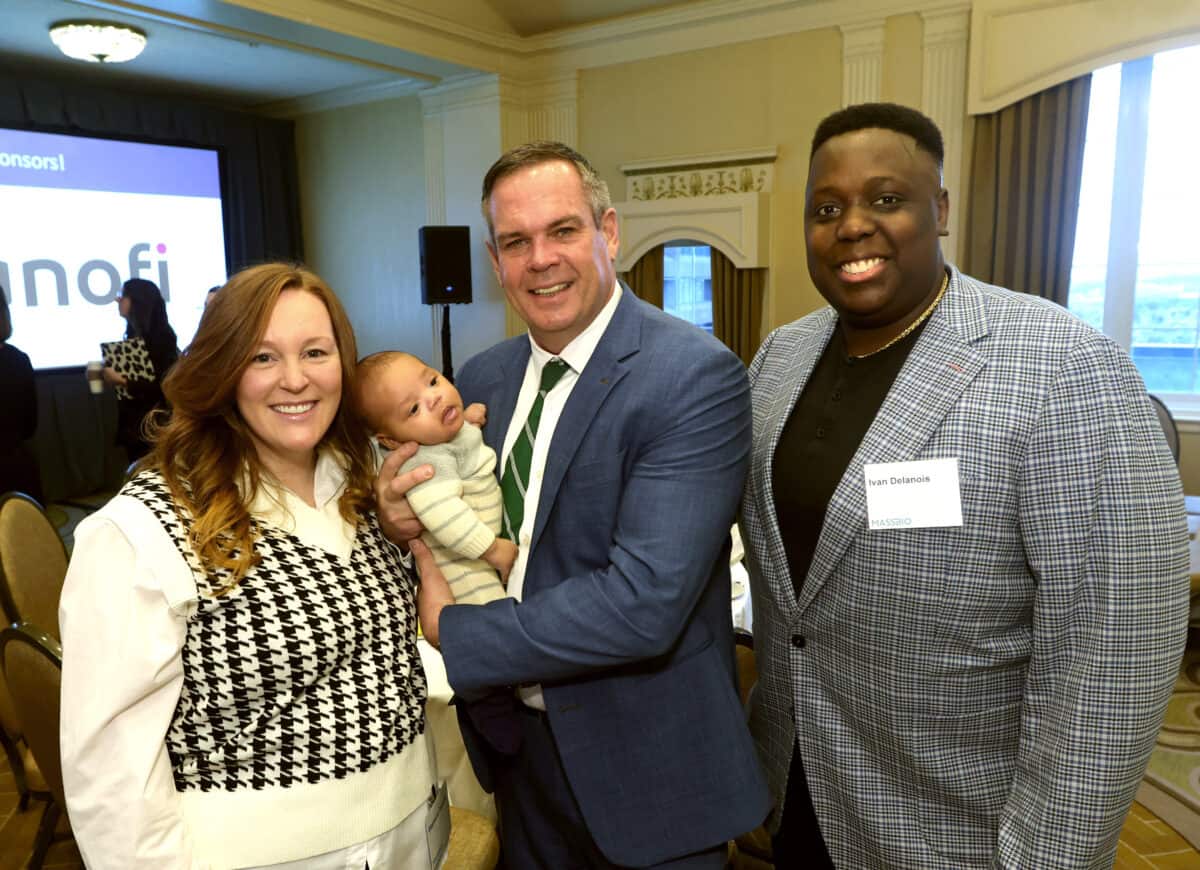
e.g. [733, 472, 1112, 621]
[863, 458, 963, 530]
[425, 781, 449, 867]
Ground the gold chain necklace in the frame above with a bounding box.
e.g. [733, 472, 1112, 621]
[849, 271, 949, 359]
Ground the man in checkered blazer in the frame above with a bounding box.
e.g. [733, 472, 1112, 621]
[740, 102, 1190, 868]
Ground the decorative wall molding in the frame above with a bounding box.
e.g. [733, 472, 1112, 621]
[840, 20, 885, 106]
[620, 148, 777, 201]
[616, 149, 774, 269]
[522, 73, 579, 146]
[614, 149, 772, 270]
[921, 6, 969, 262]
[616, 193, 771, 271]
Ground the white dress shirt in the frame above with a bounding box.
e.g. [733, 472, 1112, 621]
[499, 281, 622, 709]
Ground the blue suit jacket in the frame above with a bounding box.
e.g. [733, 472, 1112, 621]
[439, 288, 770, 866]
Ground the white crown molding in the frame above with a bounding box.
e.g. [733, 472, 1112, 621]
[535, 0, 971, 73]
[256, 76, 427, 116]
[921, 3, 971, 44]
[520, 72, 580, 104]
[233, 0, 975, 78]
[527, 0, 952, 53]
[840, 19, 887, 56]
[317, 0, 527, 52]
[418, 73, 504, 114]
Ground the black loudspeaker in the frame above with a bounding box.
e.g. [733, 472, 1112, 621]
[419, 226, 473, 304]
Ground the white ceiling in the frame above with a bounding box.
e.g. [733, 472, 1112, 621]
[0, 0, 705, 111]
[0, 0, 475, 109]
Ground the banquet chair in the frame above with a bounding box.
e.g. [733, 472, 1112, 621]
[445, 806, 500, 869]
[0, 623, 71, 869]
[734, 629, 756, 708]
[0, 666, 49, 813]
[0, 491, 69, 641]
[1148, 394, 1180, 465]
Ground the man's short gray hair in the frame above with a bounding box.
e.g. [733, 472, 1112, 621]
[480, 141, 612, 239]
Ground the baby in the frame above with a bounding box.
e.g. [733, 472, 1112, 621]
[356, 351, 516, 605]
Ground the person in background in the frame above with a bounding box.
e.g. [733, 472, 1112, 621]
[204, 284, 221, 309]
[741, 102, 1189, 868]
[0, 290, 43, 504]
[392, 141, 770, 868]
[103, 277, 179, 463]
[60, 263, 447, 869]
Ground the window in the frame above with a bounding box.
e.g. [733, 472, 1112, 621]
[1067, 44, 1200, 415]
[663, 244, 713, 332]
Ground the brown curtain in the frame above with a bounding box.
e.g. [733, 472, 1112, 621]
[961, 74, 1091, 306]
[710, 247, 765, 367]
[621, 245, 664, 308]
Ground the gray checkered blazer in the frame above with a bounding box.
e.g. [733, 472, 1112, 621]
[741, 268, 1190, 868]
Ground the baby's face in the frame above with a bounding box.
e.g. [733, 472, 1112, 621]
[368, 356, 464, 446]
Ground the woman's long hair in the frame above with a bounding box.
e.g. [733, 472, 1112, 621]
[0, 290, 12, 344]
[121, 278, 178, 362]
[146, 263, 375, 589]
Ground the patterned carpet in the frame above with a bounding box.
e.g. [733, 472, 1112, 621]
[1140, 647, 1200, 849]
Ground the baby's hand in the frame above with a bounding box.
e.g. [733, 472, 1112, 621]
[464, 403, 488, 428]
[483, 537, 518, 586]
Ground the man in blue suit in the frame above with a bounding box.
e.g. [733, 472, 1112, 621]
[401, 141, 769, 868]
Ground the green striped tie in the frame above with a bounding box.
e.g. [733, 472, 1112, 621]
[500, 358, 570, 541]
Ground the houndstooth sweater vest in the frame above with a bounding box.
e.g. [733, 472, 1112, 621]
[121, 470, 427, 792]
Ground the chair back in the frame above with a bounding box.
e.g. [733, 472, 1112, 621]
[1148, 394, 1180, 465]
[734, 629, 756, 708]
[0, 624, 65, 808]
[0, 492, 68, 640]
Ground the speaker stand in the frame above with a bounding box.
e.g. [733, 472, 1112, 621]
[440, 304, 455, 384]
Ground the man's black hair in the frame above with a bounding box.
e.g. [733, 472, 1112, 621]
[811, 102, 944, 169]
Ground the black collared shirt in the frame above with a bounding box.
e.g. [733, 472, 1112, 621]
[770, 317, 927, 599]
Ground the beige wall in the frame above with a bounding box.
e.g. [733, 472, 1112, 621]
[579, 28, 844, 334]
[882, 14, 924, 106]
[295, 96, 435, 362]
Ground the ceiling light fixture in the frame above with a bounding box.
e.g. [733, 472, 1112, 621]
[49, 20, 147, 64]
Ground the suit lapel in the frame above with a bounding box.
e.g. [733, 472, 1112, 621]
[475, 341, 529, 461]
[797, 273, 989, 614]
[751, 313, 837, 621]
[530, 290, 638, 556]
